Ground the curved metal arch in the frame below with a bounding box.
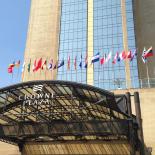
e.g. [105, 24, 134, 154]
[0, 80, 129, 121]
[0, 80, 137, 144]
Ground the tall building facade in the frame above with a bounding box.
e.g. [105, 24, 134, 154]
[1, 0, 155, 155]
[57, 0, 139, 90]
[23, 0, 142, 91]
[133, 0, 155, 87]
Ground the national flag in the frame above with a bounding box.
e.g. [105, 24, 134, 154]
[105, 52, 112, 63]
[142, 47, 147, 63]
[53, 61, 58, 70]
[47, 59, 53, 70]
[57, 60, 64, 69]
[100, 54, 106, 65]
[74, 56, 77, 70]
[144, 46, 153, 58]
[84, 54, 88, 68]
[33, 59, 37, 72]
[79, 54, 82, 68]
[8, 66, 13, 73]
[91, 52, 100, 64]
[112, 52, 119, 64]
[118, 51, 126, 61]
[67, 56, 70, 70]
[22, 62, 25, 72]
[130, 50, 137, 61]
[35, 58, 42, 71]
[15, 60, 20, 67]
[27, 59, 31, 72]
[126, 51, 132, 59]
[9, 61, 15, 68]
[41, 59, 47, 70]
[9, 63, 15, 68]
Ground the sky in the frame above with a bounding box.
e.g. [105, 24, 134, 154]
[0, 0, 31, 88]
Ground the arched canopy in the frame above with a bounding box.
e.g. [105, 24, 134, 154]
[0, 80, 135, 144]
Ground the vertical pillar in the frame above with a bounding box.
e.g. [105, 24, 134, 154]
[126, 92, 136, 155]
[134, 92, 145, 155]
[23, 0, 61, 82]
[121, 0, 131, 88]
[125, 92, 132, 116]
[87, 0, 94, 85]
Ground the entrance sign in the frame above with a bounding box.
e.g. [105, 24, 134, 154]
[19, 84, 54, 106]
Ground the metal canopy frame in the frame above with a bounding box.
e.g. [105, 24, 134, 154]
[0, 80, 138, 149]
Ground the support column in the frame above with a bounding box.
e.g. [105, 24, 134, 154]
[23, 0, 61, 82]
[134, 92, 145, 155]
[121, 0, 131, 88]
[87, 0, 94, 85]
[125, 92, 132, 116]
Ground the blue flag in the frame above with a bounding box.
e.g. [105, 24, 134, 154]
[91, 52, 100, 63]
[57, 60, 64, 68]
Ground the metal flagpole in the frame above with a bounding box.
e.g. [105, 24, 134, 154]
[146, 61, 150, 88]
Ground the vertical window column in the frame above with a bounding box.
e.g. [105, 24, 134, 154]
[87, 0, 94, 85]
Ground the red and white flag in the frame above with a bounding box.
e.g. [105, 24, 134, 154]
[8, 66, 13, 73]
[41, 59, 47, 70]
[118, 51, 126, 61]
[144, 46, 153, 58]
[35, 58, 42, 71]
[105, 52, 112, 63]
[112, 52, 119, 64]
[126, 51, 132, 59]
[100, 54, 106, 65]
[33, 59, 37, 72]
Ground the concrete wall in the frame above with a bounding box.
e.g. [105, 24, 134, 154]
[23, 0, 61, 82]
[0, 142, 20, 155]
[133, 0, 155, 80]
[113, 88, 155, 155]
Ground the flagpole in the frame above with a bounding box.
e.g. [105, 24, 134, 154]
[17, 67, 19, 78]
[146, 61, 150, 88]
[12, 72, 13, 84]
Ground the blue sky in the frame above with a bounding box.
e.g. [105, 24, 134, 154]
[0, 0, 30, 88]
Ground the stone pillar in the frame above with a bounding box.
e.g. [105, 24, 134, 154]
[22, 0, 61, 82]
[87, 0, 94, 85]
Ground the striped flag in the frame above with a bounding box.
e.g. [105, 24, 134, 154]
[130, 50, 137, 61]
[144, 46, 153, 58]
[41, 59, 47, 70]
[105, 52, 112, 63]
[91, 52, 100, 64]
[112, 52, 119, 64]
[118, 51, 126, 61]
